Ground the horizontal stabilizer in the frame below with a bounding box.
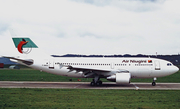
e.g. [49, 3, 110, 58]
[3, 56, 34, 65]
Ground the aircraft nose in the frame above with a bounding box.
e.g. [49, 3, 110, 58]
[174, 66, 179, 72]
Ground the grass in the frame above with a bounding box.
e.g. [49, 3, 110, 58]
[0, 69, 180, 83]
[0, 88, 180, 109]
[0, 68, 180, 109]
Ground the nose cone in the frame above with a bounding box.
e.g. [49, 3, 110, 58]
[162, 65, 179, 77]
[174, 66, 179, 73]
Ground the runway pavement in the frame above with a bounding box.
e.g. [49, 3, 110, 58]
[0, 81, 180, 90]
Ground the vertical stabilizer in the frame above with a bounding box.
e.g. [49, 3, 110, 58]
[12, 37, 38, 54]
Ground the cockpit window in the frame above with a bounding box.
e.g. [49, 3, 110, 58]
[167, 63, 172, 66]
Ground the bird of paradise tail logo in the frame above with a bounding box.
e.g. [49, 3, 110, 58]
[17, 38, 32, 54]
[12, 38, 38, 54]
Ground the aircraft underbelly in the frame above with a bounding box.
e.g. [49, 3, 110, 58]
[132, 68, 152, 78]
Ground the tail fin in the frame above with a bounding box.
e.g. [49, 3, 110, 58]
[12, 37, 38, 54]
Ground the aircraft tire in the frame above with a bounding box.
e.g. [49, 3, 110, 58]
[91, 82, 95, 86]
[152, 82, 156, 86]
[96, 81, 102, 86]
[99, 81, 102, 85]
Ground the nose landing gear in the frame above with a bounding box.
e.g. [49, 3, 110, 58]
[152, 77, 157, 86]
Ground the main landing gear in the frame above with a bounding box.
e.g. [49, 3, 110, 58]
[90, 76, 102, 86]
[152, 77, 157, 86]
[90, 80, 102, 86]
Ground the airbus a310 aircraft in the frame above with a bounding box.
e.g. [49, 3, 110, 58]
[2, 37, 179, 86]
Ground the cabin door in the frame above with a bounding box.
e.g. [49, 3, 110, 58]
[155, 61, 160, 70]
[111, 63, 114, 69]
[49, 60, 54, 69]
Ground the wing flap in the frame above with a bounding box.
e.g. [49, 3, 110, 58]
[67, 66, 129, 73]
[64, 65, 129, 78]
[67, 66, 111, 72]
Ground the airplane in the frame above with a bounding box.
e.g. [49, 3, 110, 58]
[2, 37, 179, 86]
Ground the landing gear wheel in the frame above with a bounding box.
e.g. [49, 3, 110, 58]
[152, 82, 156, 86]
[96, 81, 102, 86]
[90, 82, 95, 86]
[90, 78, 102, 86]
[99, 81, 102, 85]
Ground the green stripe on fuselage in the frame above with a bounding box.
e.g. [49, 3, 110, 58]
[12, 38, 38, 48]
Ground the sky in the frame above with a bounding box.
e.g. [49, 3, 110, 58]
[0, 0, 180, 56]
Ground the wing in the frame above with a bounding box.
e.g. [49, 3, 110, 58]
[59, 64, 129, 78]
[2, 56, 34, 65]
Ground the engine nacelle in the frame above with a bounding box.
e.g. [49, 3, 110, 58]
[107, 73, 131, 84]
[116, 73, 131, 84]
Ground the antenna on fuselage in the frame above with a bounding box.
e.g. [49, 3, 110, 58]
[156, 52, 157, 57]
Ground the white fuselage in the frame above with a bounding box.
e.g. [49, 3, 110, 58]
[26, 57, 179, 79]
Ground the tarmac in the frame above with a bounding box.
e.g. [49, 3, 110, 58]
[0, 81, 180, 90]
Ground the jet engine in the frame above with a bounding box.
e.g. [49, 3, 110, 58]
[107, 73, 131, 84]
